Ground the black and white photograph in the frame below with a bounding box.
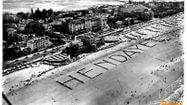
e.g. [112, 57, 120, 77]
[1, 0, 185, 105]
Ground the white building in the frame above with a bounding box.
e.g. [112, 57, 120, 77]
[27, 36, 52, 51]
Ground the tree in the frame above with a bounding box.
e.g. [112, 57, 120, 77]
[96, 38, 105, 48]
[34, 8, 42, 20]
[3, 24, 8, 41]
[81, 37, 91, 46]
[47, 8, 53, 17]
[42, 9, 47, 19]
[81, 38, 97, 53]
[107, 16, 117, 28]
[24, 21, 45, 36]
[61, 20, 69, 33]
[64, 43, 80, 58]
[17, 12, 28, 19]
[3, 13, 19, 24]
[22, 48, 31, 55]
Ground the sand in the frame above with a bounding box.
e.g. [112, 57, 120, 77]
[4, 37, 183, 105]
[3, 13, 184, 105]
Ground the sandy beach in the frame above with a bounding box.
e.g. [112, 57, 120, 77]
[2, 12, 184, 105]
[4, 36, 183, 105]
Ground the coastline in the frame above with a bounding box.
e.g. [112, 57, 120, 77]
[3, 1, 124, 14]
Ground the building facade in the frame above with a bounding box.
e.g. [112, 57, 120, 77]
[68, 19, 86, 34]
[27, 36, 52, 51]
[68, 15, 108, 34]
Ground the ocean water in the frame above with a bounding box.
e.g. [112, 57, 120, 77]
[3, 0, 125, 13]
[3, 0, 182, 13]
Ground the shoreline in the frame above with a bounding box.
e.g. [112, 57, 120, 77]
[3, 1, 124, 14]
[3, 0, 184, 14]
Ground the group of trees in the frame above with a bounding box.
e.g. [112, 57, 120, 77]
[3, 45, 31, 61]
[30, 8, 54, 20]
[3, 24, 9, 42]
[3, 12, 46, 61]
[16, 8, 90, 21]
[81, 37, 97, 53]
[3, 13, 19, 24]
[50, 20, 69, 33]
[23, 21, 45, 35]
[107, 10, 152, 28]
[63, 43, 80, 58]
[148, 2, 184, 18]
[15, 8, 55, 21]
[16, 12, 30, 20]
[63, 37, 101, 58]
[3, 13, 20, 44]
[136, 11, 152, 21]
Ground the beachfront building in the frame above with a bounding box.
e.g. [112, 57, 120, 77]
[68, 19, 85, 34]
[68, 15, 108, 34]
[27, 36, 52, 51]
[90, 17, 101, 31]
[100, 14, 109, 30]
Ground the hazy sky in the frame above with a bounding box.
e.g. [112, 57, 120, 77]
[3, 0, 184, 13]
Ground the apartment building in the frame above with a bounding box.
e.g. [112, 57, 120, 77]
[27, 36, 52, 51]
[68, 15, 107, 34]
